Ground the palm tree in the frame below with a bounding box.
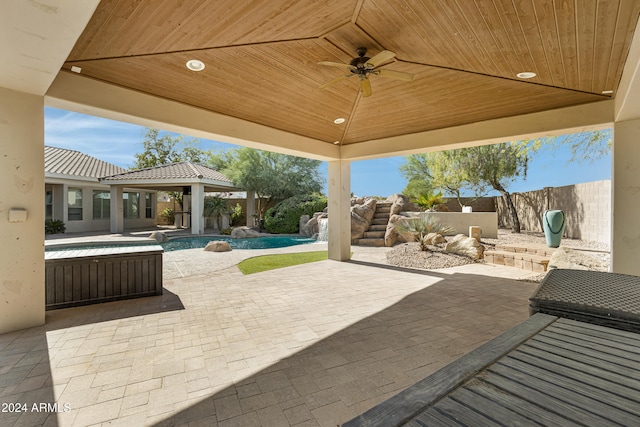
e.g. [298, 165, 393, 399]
[203, 196, 229, 231]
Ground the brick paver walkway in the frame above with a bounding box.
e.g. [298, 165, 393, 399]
[1, 254, 535, 426]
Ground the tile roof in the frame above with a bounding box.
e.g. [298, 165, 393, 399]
[101, 162, 233, 183]
[45, 146, 126, 178]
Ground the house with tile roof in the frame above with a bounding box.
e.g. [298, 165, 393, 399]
[45, 146, 158, 233]
[45, 146, 241, 234]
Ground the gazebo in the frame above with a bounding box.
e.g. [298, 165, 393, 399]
[100, 162, 244, 235]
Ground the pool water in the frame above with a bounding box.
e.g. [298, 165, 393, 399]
[161, 236, 317, 251]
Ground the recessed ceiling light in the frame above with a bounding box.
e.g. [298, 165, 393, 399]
[333, 141, 340, 145]
[602, 90, 613, 94]
[516, 72, 536, 79]
[70, 66, 82, 73]
[186, 59, 205, 72]
[333, 118, 346, 124]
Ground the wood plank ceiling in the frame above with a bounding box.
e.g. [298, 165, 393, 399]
[63, 0, 640, 146]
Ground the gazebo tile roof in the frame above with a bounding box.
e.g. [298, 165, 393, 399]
[101, 162, 232, 183]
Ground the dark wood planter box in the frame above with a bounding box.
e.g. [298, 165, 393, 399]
[44, 246, 163, 310]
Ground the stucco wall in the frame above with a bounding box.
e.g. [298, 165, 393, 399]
[0, 88, 45, 333]
[495, 180, 611, 244]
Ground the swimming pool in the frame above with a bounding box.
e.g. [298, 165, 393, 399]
[161, 236, 317, 251]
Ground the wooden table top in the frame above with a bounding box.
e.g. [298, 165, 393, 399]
[344, 313, 640, 426]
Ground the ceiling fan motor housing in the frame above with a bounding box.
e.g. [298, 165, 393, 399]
[350, 47, 371, 77]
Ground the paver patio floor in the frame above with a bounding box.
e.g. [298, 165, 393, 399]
[1, 250, 536, 426]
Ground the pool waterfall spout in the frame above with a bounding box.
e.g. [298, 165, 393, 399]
[317, 218, 328, 242]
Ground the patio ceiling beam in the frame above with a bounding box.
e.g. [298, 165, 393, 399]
[46, 71, 340, 162]
[339, 100, 615, 161]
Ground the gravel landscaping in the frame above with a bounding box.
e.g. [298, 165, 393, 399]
[386, 229, 611, 278]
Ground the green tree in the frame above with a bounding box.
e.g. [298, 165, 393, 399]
[459, 142, 533, 233]
[545, 129, 612, 164]
[401, 141, 535, 233]
[209, 148, 324, 218]
[133, 128, 207, 169]
[400, 151, 476, 208]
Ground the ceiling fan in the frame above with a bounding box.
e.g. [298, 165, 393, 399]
[318, 47, 415, 97]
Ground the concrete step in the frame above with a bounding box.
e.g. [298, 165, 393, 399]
[371, 218, 389, 225]
[357, 238, 386, 247]
[368, 225, 387, 231]
[495, 243, 556, 258]
[373, 213, 389, 219]
[485, 250, 549, 272]
[376, 206, 392, 212]
[364, 231, 385, 238]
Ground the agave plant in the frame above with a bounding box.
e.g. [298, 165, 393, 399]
[396, 215, 455, 251]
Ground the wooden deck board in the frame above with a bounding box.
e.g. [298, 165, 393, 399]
[343, 315, 640, 427]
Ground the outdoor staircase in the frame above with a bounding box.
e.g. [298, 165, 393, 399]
[355, 202, 392, 247]
[484, 243, 555, 272]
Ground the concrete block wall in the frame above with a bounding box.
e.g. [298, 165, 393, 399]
[495, 180, 611, 244]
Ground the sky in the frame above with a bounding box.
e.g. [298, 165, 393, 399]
[44, 107, 612, 197]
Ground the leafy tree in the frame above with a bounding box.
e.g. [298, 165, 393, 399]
[401, 141, 535, 233]
[400, 151, 476, 208]
[133, 128, 207, 169]
[209, 148, 324, 218]
[459, 142, 533, 233]
[544, 129, 612, 164]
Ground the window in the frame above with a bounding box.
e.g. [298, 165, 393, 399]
[93, 191, 110, 219]
[68, 188, 83, 221]
[123, 192, 140, 219]
[145, 193, 154, 219]
[45, 189, 53, 221]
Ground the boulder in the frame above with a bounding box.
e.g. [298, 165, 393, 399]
[386, 194, 420, 216]
[548, 248, 607, 271]
[148, 231, 168, 243]
[424, 232, 446, 245]
[445, 234, 485, 260]
[351, 198, 377, 241]
[385, 214, 409, 247]
[299, 215, 310, 236]
[231, 227, 260, 239]
[204, 241, 232, 252]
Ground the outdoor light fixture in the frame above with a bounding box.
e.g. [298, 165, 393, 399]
[602, 90, 613, 94]
[186, 59, 205, 71]
[71, 66, 82, 73]
[333, 118, 346, 124]
[516, 72, 536, 79]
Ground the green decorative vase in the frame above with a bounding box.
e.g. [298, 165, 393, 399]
[543, 210, 565, 248]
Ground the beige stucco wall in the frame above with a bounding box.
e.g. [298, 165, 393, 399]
[0, 88, 45, 333]
[612, 119, 640, 274]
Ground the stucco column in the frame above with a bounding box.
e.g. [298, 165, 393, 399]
[612, 119, 640, 275]
[0, 88, 45, 334]
[327, 160, 351, 261]
[246, 191, 256, 227]
[191, 183, 205, 235]
[110, 186, 124, 233]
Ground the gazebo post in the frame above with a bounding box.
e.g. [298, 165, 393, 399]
[191, 183, 205, 235]
[246, 191, 256, 227]
[109, 185, 124, 233]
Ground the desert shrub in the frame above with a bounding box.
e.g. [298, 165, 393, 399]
[45, 219, 66, 234]
[264, 194, 327, 234]
[220, 228, 232, 235]
[396, 215, 455, 251]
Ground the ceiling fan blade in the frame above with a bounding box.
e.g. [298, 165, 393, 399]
[319, 74, 350, 89]
[318, 61, 356, 72]
[360, 78, 372, 97]
[365, 50, 396, 68]
[378, 69, 415, 81]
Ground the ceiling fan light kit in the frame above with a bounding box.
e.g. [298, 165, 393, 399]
[318, 47, 414, 97]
